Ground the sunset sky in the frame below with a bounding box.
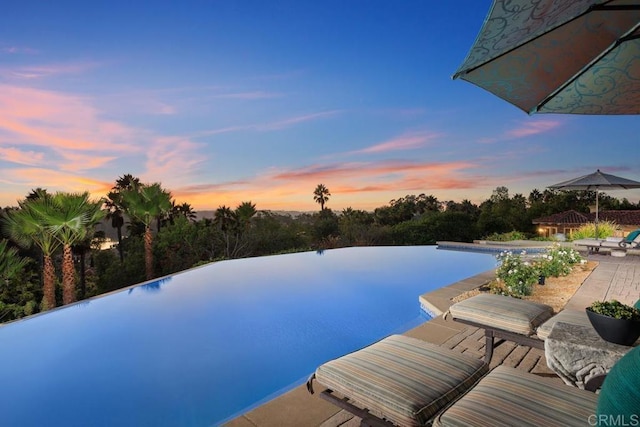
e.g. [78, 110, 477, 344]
[1, 1, 639, 212]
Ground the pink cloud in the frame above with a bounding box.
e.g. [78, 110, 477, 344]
[168, 158, 486, 211]
[0, 147, 45, 166]
[356, 132, 442, 154]
[143, 136, 206, 185]
[0, 167, 112, 202]
[0, 85, 142, 152]
[57, 152, 118, 172]
[505, 120, 561, 138]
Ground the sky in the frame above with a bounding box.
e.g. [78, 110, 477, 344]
[1, 1, 639, 212]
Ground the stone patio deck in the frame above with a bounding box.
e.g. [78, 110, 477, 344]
[225, 253, 639, 427]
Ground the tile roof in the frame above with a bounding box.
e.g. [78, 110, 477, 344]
[533, 210, 640, 226]
[532, 210, 589, 225]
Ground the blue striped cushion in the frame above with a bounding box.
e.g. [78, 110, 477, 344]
[449, 294, 553, 335]
[314, 335, 488, 427]
[537, 309, 590, 340]
[433, 366, 598, 427]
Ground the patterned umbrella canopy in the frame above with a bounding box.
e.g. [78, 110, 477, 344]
[548, 169, 640, 236]
[453, 0, 640, 115]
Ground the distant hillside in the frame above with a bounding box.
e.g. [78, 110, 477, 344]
[195, 210, 312, 220]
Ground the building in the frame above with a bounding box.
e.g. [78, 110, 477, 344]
[532, 210, 640, 239]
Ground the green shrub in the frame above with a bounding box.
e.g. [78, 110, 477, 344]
[535, 244, 583, 277]
[494, 250, 537, 297]
[588, 300, 640, 320]
[571, 221, 618, 240]
[485, 231, 528, 242]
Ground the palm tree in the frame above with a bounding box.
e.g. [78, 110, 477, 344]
[0, 239, 29, 287]
[25, 188, 49, 201]
[105, 174, 141, 262]
[34, 192, 106, 305]
[120, 183, 173, 280]
[235, 201, 257, 229]
[2, 199, 61, 310]
[313, 184, 331, 211]
[214, 205, 236, 258]
[169, 202, 197, 223]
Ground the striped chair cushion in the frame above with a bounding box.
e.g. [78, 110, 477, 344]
[314, 335, 488, 427]
[449, 294, 553, 335]
[433, 366, 598, 427]
[537, 309, 590, 340]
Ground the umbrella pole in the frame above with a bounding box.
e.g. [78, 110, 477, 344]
[595, 190, 599, 239]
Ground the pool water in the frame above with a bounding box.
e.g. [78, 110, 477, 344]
[0, 246, 494, 426]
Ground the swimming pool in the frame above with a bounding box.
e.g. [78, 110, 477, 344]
[0, 246, 494, 426]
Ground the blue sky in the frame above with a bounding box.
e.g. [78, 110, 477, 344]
[1, 1, 638, 211]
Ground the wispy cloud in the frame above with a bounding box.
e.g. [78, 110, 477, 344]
[256, 110, 343, 131]
[0, 84, 208, 198]
[57, 151, 118, 172]
[505, 120, 562, 138]
[144, 136, 206, 185]
[214, 91, 282, 100]
[0, 61, 100, 80]
[354, 131, 442, 154]
[0, 147, 46, 166]
[0, 85, 140, 151]
[1, 46, 38, 55]
[170, 158, 486, 210]
[0, 167, 112, 200]
[271, 159, 476, 183]
[478, 119, 563, 144]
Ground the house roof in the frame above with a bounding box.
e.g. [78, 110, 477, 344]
[533, 210, 589, 225]
[533, 210, 640, 226]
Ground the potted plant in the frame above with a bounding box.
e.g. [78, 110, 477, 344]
[586, 300, 640, 346]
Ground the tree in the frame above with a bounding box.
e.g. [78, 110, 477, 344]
[120, 183, 173, 280]
[235, 201, 257, 229]
[339, 208, 374, 245]
[35, 192, 106, 305]
[105, 174, 141, 262]
[213, 202, 258, 259]
[2, 198, 60, 310]
[0, 239, 29, 286]
[313, 184, 331, 211]
[169, 202, 197, 223]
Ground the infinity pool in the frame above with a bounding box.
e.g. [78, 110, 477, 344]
[0, 246, 494, 426]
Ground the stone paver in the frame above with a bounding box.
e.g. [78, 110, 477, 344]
[225, 252, 638, 427]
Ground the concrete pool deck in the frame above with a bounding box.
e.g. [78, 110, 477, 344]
[225, 252, 639, 427]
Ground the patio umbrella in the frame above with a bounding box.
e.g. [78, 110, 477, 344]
[452, 0, 640, 115]
[548, 169, 640, 236]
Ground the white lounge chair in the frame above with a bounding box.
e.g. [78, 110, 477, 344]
[573, 229, 640, 254]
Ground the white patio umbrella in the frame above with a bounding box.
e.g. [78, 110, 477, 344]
[548, 169, 640, 237]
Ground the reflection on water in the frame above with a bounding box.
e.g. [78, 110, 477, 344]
[127, 276, 172, 294]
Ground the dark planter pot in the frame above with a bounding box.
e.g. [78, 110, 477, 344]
[586, 308, 640, 346]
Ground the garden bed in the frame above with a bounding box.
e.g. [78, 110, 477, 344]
[451, 260, 598, 313]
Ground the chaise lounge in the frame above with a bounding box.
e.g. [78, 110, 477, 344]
[573, 229, 640, 254]
[307, 333, 639, 426]
[446, 293, 590, 364]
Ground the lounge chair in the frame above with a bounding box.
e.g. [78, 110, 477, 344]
[446, 293, 590, 363]
[307, 333, 639, 426]
[573, 228, 640, 253]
